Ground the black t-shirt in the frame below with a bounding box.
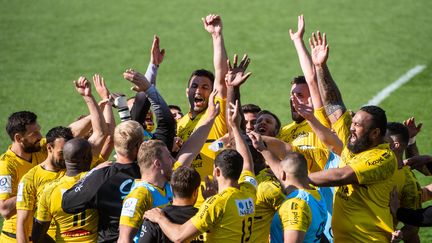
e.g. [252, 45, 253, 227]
[139, 205, 203, 243]
[62, 162, 141, 243]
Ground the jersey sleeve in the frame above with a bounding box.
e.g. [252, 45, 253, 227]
[16, 171, 36, 210]
[349, 148, 396, 185]
[257, 180, 285, 210]
[190, 195, 224, 233]
[199, 96, 227, 139]
[314, 107, 331, 129]
[119, 187, 152, 229]
[332, 111, 352, 147]
[279, 198, 312, 232]
[0, 158, 16, 200]
[238, 170, 257, 196]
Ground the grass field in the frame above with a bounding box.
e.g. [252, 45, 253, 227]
[1, 0, 432, 239]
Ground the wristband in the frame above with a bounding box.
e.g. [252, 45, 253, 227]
[408, 136, 416, 146]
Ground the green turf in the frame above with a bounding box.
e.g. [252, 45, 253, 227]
[1, 0, 432, 238]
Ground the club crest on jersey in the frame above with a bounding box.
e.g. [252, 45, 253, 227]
[235, 198, 254, 216]
[0, 175, 12, 193]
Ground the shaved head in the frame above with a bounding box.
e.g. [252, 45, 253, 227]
[63, 138, 92, 168]
[280, 152, 308, 178]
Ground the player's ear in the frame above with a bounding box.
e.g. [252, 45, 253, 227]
[153, 159, 161, 168]
[185, 88, 189, 98]
[280, 171, 287, 182]
[14, 133, 23, 143]
[47, 142, 54, 153]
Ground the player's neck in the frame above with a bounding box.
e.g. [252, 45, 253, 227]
[395, 152, 404, 169]
[10, 142, 31, 161]
[41, 156, 61, 172]
[116, 153, 135, 164]
[217, 178, 239, 193]
[282, 178, 313, 195]
[141, 170, 166, 189]
[172, 197, 195, 206]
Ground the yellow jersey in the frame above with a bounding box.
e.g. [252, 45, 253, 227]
[16, 164, 65, 238]
[333, 143, 397, 242]
[393, 166, 422, 210]
[292, 145, 330, 173]
[332, 110, 352, 147]
[252, 168, 285, 243]
[119, 180, 172, 229]
[271, 189, 327, 243]
[277, 107, 330, 148]
[191, 170, 257, 243]
[176, 97, 227, 206]
[0, 139, 47, 240]
[35, 173, 98, 243]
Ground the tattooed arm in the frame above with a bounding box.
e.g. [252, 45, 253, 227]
[310, 31, 346, 124]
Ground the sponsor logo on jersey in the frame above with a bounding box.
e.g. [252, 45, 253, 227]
[235, 198, 254, 216]
[243, 176, 257, 188]
[17, 182, 24, 201]
[121, 197, 138, 217]
[0, 175, 12, 193]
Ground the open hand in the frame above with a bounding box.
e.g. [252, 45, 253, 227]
[123, 69, 150, 92]
[150, 35, 165, 66]
[93, 74, 110, 100]
[289, 14, 305, 40]
[310, 31, 329, 66]
[225, 54, 252, 87]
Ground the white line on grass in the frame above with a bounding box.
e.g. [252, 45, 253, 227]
[365, 65, 426, 106]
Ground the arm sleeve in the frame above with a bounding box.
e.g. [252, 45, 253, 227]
[145, 63, 158, 86]
[397, 206, 432, 227]
[61, 167, 110, 213]
[280, 198, 311, 232]
[145, 86, 176, 152]
[130, 92, 151, 126]
[0, 160, 16, 200]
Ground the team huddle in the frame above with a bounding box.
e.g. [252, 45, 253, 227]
[1, 13, 432, 243]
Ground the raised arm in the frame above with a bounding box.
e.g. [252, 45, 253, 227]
[310, 32, 346, 123]
[289, 14, 323, 109]
[93, 75, 116, 160]
[177, 90, 220, 166]
[74, 76, 108, 156]
[228, 100, 253, 173]
[292, 95, 343, 155]
[225, 53, 252, 132]
[124, 69, 176, 151]
[404, 117, 422, 158]
[203, 14, 228, 98]
[145, 35, 165, 86]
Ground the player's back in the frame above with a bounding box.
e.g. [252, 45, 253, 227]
[191, 171, 256, 243]
[37, 173, 98, 242]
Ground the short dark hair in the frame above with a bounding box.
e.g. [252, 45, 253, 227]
[360, 106, 387, 138]
[188, 69, 215, 87]
[257, 110, 281, 135]
[387, 122, 409, 145]
[290, 76, 306, 85]
[168, 105, 182, 112]
[170, 166, 201, 199]
[242, 104, 261, 114]
[214, 149, 243, 180]
[6, 111, 37, 140]
[46, 126, 74, 145]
